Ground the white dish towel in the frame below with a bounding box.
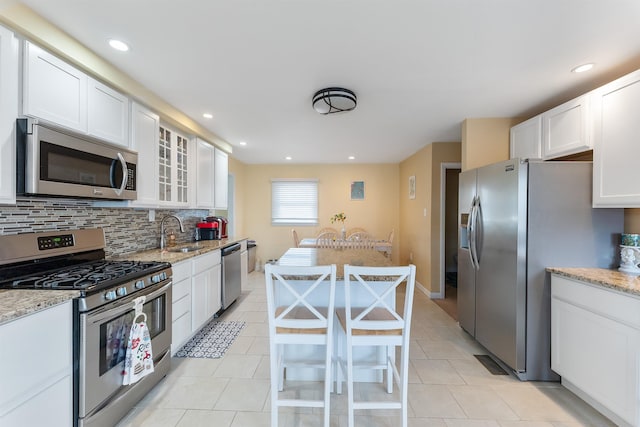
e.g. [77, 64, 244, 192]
[122, 296, 154, 385]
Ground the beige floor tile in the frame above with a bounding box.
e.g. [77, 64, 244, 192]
[418, 339, 470, 360]
[214, 378, 270, 411]
[447, 384, 519, 420]
[241, 310, 268, 323]
[231, 411, 271, 427]
[213, 353, 262, 378]
[170, 356, 223, 377]
[146, 376, 229, 410]
[224, 335, 255, 354]
[498, 422, 555, 427]
[409, 419, 448, 427]
[253, 355, 272, 379]
[242, 321, 269, 337]
[412, 359, 466, 385]
[176, 409, 236, 427]
[116, 407, 185, 426]
[447, 359, 521, 386]
[247, 336, 271, 355]
[443, 420, 501, 427]
[408, 384, 466, 419]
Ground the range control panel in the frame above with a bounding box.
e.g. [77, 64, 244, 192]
[38, 234, 75, 250]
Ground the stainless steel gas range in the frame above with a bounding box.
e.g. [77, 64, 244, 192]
[0, 228, 172, 427]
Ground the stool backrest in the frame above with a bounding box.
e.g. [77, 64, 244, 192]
[265, 264, 337, 333]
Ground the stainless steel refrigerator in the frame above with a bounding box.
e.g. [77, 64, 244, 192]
[458, 159, 623, 381]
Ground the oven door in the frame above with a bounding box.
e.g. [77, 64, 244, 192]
[78, 280, 172, 420]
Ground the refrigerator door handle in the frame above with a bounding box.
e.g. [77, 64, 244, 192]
[468, 196, 479, 269]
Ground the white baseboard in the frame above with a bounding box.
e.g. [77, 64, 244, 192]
[415, 281, 444, 299]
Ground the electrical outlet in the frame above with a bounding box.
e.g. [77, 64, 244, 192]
[148, 209, 155, 222]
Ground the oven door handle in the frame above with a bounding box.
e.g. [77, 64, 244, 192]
[86, 281, 172, 324]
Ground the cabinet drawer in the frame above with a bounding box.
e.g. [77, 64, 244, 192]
[193, 250, 220, 275]
[0, 301, 72, 412]
[173, 293, 191, 321]
[172, 260, 191, 283]
[172, 278, 191, 302]
[0, 374, 72, 426]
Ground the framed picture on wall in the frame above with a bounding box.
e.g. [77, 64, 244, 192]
[409, 175, 416, 199]
[350, 181, 365, 200]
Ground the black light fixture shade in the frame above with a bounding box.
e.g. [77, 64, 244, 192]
[312, 87, 357, 114]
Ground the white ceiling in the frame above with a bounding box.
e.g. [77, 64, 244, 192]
[15, 0, 640, 164]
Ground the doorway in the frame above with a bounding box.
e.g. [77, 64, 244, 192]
[434, 163, 461, 320]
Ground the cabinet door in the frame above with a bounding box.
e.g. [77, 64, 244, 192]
[23, 41, 87, 132]
[192, 268, 210, 331]
[552, 296, 639, 425]
[214, 148, 228, 209]
[592, 69, 640, 207]
[542, 94, 591, 159]
[510, 115, 542, 159]
[0, 25, 18, 205]
[130, 102, 160, 207]
[196, 138, 215, 209]
[88, 77, 129, 146]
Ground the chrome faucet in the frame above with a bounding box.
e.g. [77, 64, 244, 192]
[160, 215, 185, 250]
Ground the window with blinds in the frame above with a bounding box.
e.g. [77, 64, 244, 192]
[271, 179, 319, 225]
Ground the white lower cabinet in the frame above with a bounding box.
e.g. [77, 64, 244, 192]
[551, 275, 640, 426]
[0, 301, 72, 427]
[171, 250, 222, 354]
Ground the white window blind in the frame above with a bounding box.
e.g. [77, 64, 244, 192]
[271, 179, 318, 225]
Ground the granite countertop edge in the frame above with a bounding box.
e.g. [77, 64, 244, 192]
[547, 267, 640, 297]
[0, 237, 249, 325]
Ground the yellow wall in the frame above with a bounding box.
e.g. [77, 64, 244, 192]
[237, 163, 400, 265]
[461, 118, 520, 171]
[399, 143, 461, 293]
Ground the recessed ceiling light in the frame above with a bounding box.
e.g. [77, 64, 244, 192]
[348, 156, 355, 160]
[239, 141, 247, 146]
[202, 113, 213, 119]
[571, 63, 594, 73]
[108, 39, 129, 52]
[285, 156, 292, 160]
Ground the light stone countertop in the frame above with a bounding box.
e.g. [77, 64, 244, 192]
[547, 267, 640, 297]
[108, 237, 249, 263]
[0, 289, 80, 325]
[0, 237, 248, 325]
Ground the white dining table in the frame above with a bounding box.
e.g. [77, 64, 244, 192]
[298, 237, 392, 256]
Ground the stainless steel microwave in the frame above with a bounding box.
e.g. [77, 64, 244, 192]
[16, 119, 137, 200]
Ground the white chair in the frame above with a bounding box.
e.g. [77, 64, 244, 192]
[315, 231, 339, 248]
[336, 264, 416, 427]
[346, 231, 371, 241]
[264, 263, 337, 427]
[346, 227, 368, 238]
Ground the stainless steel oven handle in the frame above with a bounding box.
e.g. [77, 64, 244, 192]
[115, 152, 127, 196]
[87, 280, 172, 324]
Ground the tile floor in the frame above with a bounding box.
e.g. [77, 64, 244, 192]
[117, 271, 615, 427]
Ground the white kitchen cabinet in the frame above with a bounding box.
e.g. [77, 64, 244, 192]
[130, 102, 160, 207]
[510, 115, 542, 160]
[171, 260, 192, 355]
[541, 93, 592, 159]
[88, 77, 129, 147]
[158, 126, 192, 207]
[551, 275, 640, 426]
[0, 300, 73, 426]
[214, 147, 229, 209]
[191, 250, 222, 331]
[23, 41, 88, 133]
[196, 138, 215, 209]
[0, 25, 18, 205]
[592, 69, 640, 207]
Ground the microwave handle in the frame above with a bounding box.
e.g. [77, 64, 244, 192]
[114, 152, 128, 196]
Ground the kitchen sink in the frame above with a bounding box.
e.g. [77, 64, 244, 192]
[167, 245, 202, 253]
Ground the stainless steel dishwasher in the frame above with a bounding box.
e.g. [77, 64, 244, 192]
[221, 243, 242, 310]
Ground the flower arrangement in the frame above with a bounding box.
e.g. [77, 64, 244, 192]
[330, 212, 347, 224]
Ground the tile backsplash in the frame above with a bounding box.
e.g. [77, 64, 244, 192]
[0, 198, 210, 258]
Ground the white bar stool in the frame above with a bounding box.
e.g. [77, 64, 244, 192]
[264, 263, 337, 427]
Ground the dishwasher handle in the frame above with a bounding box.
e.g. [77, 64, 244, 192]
[222, 243, 241, 256]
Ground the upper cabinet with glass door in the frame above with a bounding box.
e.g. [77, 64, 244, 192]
[158, 125, 192, 207]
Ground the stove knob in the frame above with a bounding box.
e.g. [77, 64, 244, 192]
[104, 290, 117, 301]
[160, 272, 167, 281]
[135, 280, 145, 289]
[117, 287, 127, 297]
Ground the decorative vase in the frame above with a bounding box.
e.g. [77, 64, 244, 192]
[341, 226, 346, 240]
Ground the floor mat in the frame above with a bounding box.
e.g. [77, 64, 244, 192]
[474, 354, 509, 375]
[174, 320, 246, 359]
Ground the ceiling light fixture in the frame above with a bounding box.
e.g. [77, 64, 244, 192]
[239, 141, 247, 146]
[108, 39, 129, 52]
[571, 63, 594, 73]
[202, 113, 213, 119]
[285, 156, 292, 160]
[348, 156, 355, 160]
[312, 87, 357, 114]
